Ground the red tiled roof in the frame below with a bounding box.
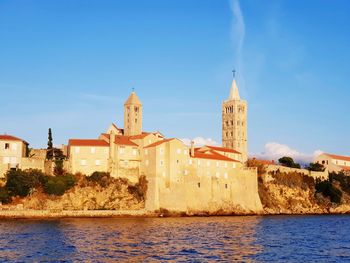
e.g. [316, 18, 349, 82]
[0, 134, 28, 144]
[69, 139, 109, 147]
[114, 136, 138, 146]
[205, 145, 241, 154]
[193, 150, 239, 162]
[129, 133, 150, 140]
[98, 134, 138, 146]
[325, 153, 350, 162]
[144, 139, 174, 148]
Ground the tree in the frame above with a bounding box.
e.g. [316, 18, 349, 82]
[307, 162, 325, 172]
[278, 156, 301, 169]
[46, 128, 54, 160]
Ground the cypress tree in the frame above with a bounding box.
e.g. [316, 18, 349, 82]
[47, 128, 53, 160]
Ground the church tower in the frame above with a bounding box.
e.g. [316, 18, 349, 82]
[222, 75, 248, 163]
[124, 91, 143, 136]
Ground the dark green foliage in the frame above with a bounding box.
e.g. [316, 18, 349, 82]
[44, 174, 75, 196]
[46, 128, 53, 160]
[307, 162, 325, 172]
[6, 169, 44, 197]
[88, 172, 111, 187]
[329, 172, 350, 195]
[0, 187, 10, 204]
[278, 156, 301, 169]
[5, 169, 75, 198]
[128, 175, 148, 201]
[315, 179, 342, 204]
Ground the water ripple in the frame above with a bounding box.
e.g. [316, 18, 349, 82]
[0, 215, 349, 262]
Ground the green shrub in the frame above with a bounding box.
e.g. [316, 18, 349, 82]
[329, 172, 350, 195]
[88, 171, 111, 187]
[0, 187, 10, 204]
[128, 175, 148, 201]
[315, 179, 342, 204]
[278, 156, 301, 169]
[306, 162, 325, 172]
[5, 169, 44, 197]
[44, 174, 76, 196]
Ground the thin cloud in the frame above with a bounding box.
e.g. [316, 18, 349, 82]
[252, 142, 323, 164]
[181, 137, 219, 147]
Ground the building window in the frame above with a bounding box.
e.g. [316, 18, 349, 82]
[184, 170, 188, 175]
[233, 163, 236, 168]
[198, 160, 201, 166]
[5, 143, 10, 150]
[145, 149, 148, 155]
[91, 147, 96, 154]
[231, 120, 234, 125]
[162, 172, 166, 177]
[12, 144, 17, 151]
[198, 182, 201, 188]
[80, 159, 87, 166]
[207, 161, 210, 167]
[225, 184, 228, 189]
[189, 159, 193, 165]
[160, 160, 164, 166]
[177, 160, 180, 164]
[133, 149, 137, 156]
[135, 118, 138, 123]
[95, 160, 101, 166]
[184, 149, 188, 155]
[224, 173, 228, 179]
[216, 161, 219, 167]
[75, 147, 80, 154]
[119, 147, 125, 154]
[224, 162, 227, 168]
[160, 148, 164, 155]
[177, 148, 181, 154]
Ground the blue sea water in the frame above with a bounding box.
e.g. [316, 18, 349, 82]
[0, 215, 349, 262]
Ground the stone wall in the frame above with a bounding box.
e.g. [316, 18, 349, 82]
[266, 165, 328, 181]
[146, 167, 263, 215]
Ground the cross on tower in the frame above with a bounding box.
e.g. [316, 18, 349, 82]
[232, 69, 236, 79]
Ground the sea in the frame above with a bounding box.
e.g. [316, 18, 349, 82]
[0, 215, 349, 262]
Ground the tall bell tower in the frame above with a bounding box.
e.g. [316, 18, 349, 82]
[124, 91, 143, 136]
[222, 73, 248, 162]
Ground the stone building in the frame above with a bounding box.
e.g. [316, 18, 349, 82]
[222, 77, 248, 163]
[315, 153, 350, 173]
[66, 88, 263, 213]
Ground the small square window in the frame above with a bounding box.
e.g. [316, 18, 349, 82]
[5, 143, 10, 150]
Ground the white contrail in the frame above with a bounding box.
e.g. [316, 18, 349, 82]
[230, 0, 246, 90]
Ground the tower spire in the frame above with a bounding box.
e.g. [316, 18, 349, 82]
[229, 70, 240, 100]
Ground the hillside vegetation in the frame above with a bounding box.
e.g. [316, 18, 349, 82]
[0, 170, 147, 211]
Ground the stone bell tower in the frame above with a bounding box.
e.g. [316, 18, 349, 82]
[124, 91, 143, 136]
[222, 74, 248, 162]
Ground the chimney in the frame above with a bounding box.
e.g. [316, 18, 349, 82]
[190, 141, 195, 157]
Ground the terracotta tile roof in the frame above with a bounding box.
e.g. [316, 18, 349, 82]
[325, 153, 350, 162]
[114, 136, 138, 146]
[129, 133, 150, 140]
[69, 139, 109, 147]
[193, 150, 240, 162]
[205, 145, 241, 154]
[100, 133, 140, 146]
[0, 134, 28, 144]
[144, 139, 174, 148]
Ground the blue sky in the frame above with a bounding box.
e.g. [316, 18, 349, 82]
[0, 0, 349, 162]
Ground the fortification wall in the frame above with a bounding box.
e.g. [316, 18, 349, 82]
[266, 165, 328, 181]
[21, 158, 45, 172]
[146, 167, 263, 214]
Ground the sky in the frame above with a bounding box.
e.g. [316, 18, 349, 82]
[0, 0, 349, 163]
